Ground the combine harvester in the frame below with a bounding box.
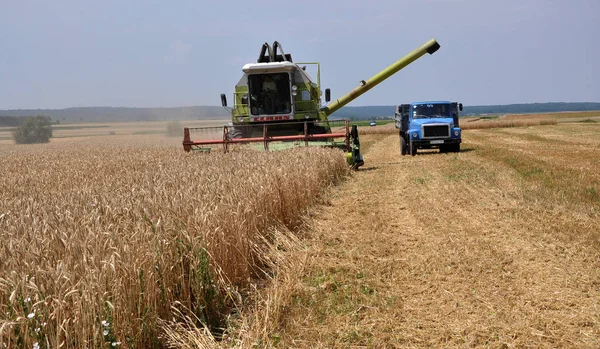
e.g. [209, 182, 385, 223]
[183, 39, 441, 169]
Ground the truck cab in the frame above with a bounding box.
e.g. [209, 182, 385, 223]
[395, 101, 462, 156]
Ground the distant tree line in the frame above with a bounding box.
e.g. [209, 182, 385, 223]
[462, 102, 600, 115]
[333, 102, 600, 119]
[0, 115, 23, 127]
[1, 115, 60, 127]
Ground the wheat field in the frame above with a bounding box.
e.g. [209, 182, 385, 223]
[0, 135, 349, 348]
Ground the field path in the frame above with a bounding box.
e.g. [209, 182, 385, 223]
[278, 127, 600, 348]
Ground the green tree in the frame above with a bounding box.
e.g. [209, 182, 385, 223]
[12, 115, 54, 144]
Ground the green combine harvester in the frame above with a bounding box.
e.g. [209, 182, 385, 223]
[183, 39, 441, 169]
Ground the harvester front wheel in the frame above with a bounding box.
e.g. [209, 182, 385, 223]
[229, 126, 249, 139]
[229, 127, 241, 139]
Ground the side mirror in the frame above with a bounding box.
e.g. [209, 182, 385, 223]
[325, 88, 331, 103]
[459, 103, 463, 111]
[220, 94, 228, 107]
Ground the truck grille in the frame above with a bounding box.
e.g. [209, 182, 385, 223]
[422, 124, 450, 138]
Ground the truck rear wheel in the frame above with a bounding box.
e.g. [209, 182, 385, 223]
[400, 134, 407, 155]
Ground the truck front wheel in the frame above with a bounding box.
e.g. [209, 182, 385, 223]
[410, 142, 417, 156]
[451, 143, 461, 153]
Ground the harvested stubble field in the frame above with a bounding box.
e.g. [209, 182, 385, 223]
[0, 134, 348, 348]
[253, 122, 599, 348]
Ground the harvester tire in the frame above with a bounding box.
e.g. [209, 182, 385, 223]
[400, 135, 407, 155]
[229, 127, 244, 139]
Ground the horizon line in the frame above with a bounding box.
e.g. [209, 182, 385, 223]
[2, 101, 600, 111]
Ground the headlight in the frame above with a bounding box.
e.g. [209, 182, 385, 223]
[292, 90, 297, 96]
[292, 85, 297, 91]
[238, 117, 244, 122]
[412, 132, 418, 139]
[454, 130, 459, 136]
[305, 114, 310, 119]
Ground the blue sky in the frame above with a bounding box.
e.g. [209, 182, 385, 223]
[1, 0, 598, 109]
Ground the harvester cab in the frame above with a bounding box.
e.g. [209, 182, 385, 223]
[219, 41, 331, 138]
[183, 39, 442, 170]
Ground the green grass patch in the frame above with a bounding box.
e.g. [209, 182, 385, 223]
[586, 186, 599, 202]
[413, 177, 426, 185]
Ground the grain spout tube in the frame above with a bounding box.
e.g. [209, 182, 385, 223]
[321, 39, 440, 117]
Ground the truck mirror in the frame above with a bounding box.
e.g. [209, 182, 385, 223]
[325, 88, 331, 103]
[459, 103, 463, 111]
[220, 94, 228, 107]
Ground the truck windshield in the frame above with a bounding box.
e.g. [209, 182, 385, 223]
[412, 104, 451, 119]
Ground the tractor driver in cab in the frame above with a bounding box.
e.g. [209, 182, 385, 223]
[262, 75, 277, 93]
[261, 75, 278, 114]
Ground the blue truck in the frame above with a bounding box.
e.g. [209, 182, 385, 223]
[395, 101, 463, 156]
